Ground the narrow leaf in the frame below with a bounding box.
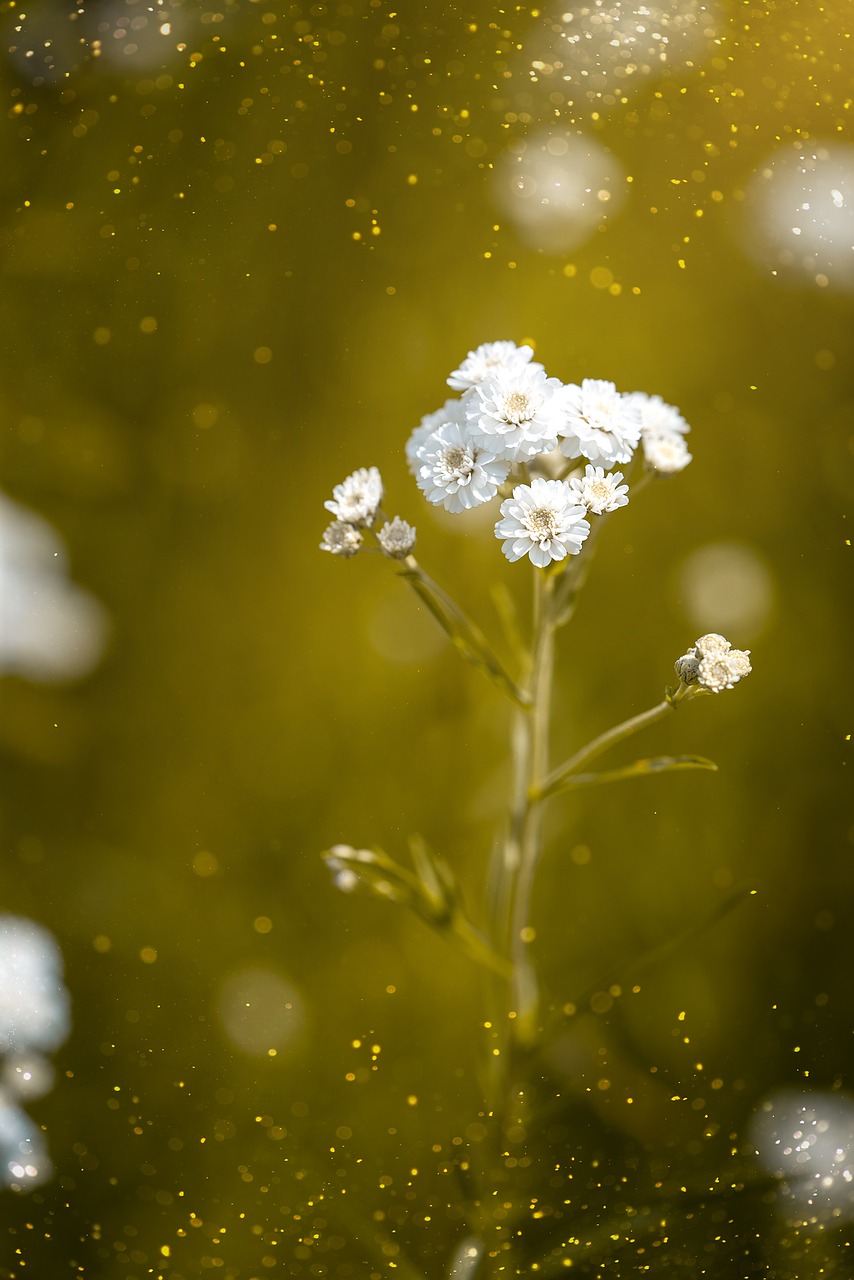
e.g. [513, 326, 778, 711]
[539, 754, 717, 799]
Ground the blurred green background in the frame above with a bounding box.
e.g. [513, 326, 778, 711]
[0, 0, 852, 1275]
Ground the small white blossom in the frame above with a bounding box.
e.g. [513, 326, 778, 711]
[324, 466, 383, 527]
[698, 651, 752, 692]
[405, 398, 469, 475]
[320, 520, 363, 557]
[495, 478, 590, 568]
[695, 633, 731, 660]
[416, 421, 510, 513]
[643, 430, 693, 474]
[558, 379, 642, 466]
[447, 340, 539, 391]
[675, 634, 752, 692]
[627, 391, 690, 437]
[467, 365, 566, 462]
[569, 464, 629, 515]
[324, 844, 371, 892]
[377, 516, 416, 558]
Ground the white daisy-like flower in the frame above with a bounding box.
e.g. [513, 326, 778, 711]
[643, 431, 693, 474]
[320, 520, 363, 558]
[377, 516, 416, 558]
[558, 378, 643, 466]
[405, 397, 469, 475]
[675, 634, 752, 692]
[416, 421, 510, 513]
[467, 365, 566, 462]
[568, 464, 629, 515]
[324, 466, 383, 526]
[447, 340, 540, 391]
[626, 391, 690, 437]
[495, 478, 591, 568]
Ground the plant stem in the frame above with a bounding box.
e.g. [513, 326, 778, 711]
[536, 697, 676, 801]
[397, 558, 530, 708]
[507, 567, 556, 1046]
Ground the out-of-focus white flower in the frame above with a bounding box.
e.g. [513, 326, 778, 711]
[643, 431, 693, 474]
[675, 633, 752, 692]
[218, 967, 306, 1058]
[406, 398, 469, 475]
[324, 845, 376, 892]
[750, 1088, 854, 1226]
[2, 1055, 54, 1101]
[84, 1, 190, 72]
[319, 520, 363, 558]
[415, 422, 510, 513]
[742, 143, 854, 293]
[627, 391, 690, 436]
[324, 467, 383, 527]
[495, 478, 590, 567]
[0, 917, 71, 1056]
[377, 517, 417, 558]
[447, 1236, 485, 1276]
[0, 918, 70, 1193]
[679, 540, 775, 637]
[0, 494, 109, 683]
[492, 132, 627, 254]
[468, 365, 566, 462]
[0, 1096, 51, 1190]
[568, 464, 629, 515]
[447, 341, 539, 391]
[524, 2, 718, 105]
[558, 379, 642, 466]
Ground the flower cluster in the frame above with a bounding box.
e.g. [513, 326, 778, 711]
[0, 915, 71, 1190]
[675, 633, 752, 693]
[322, 340, 694, 568]
[319, 466, 417, 561]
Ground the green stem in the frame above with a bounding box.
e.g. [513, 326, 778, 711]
[397, 557, 530, 708]
[507, 568, 556, 1045]
[536, 696, 678, 802]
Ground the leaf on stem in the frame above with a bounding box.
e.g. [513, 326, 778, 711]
[558, 884, 756, 1022]
[398, 562, 530, 708]
[541, 754, 718, 797]
[321, 841, 511, 979]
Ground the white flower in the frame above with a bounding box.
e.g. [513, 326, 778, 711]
[447, 340, 540, 391]
[698, 649, 752, 692]
[377, 516, 416, 558]
[0, 917, 70, 1056]
[467, 365, 566, 462]
[675, 634, 752, 692]
[495, 478, 590, 568]
[415, 421, 510, 513]
[324, 466, 383, 527]
[558, 378, 642, 466]
[643, 431, 693, 474]
[405, 398, 469, 475]
[568, 464, 629, 515]
[695, 633, 731, 660]
[320, 520, 363, 557]
[626, 391, 690, 437]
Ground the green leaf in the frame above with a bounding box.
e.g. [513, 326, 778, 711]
[545, 754, 717, 796]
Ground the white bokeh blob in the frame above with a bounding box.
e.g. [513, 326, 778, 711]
[493, 132, 627, 254]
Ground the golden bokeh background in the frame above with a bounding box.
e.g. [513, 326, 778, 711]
[0, 1, 852, 1274]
